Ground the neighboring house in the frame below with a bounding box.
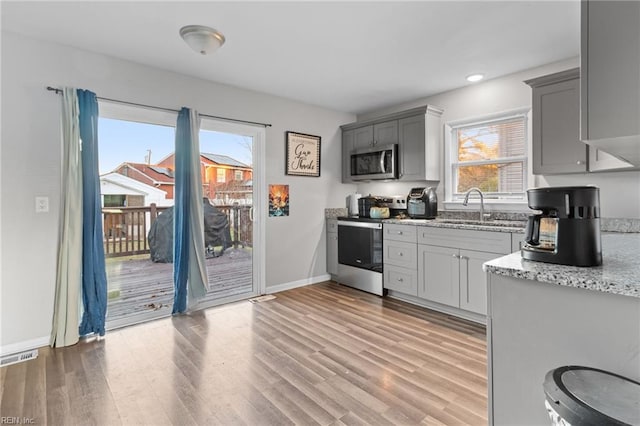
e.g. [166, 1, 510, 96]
[111, 162, 176, 199]
[100, 172, 172, 208]
[156, 152, 253, 204]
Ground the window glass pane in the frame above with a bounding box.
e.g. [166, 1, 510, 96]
[217, 168, 226, 183]
[456, 162, 524, 194]
[457, 118, 525, 162]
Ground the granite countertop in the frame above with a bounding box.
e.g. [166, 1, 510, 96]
[483, 233, 640, 298]
[382, 218, 526, 233]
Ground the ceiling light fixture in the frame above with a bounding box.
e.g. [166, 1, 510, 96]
[466, 74, 484, 83]
[179, 25, 226, 55]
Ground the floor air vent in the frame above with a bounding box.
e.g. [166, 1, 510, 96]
[1, 349, 38, 367]
[248, 295, 276, 303]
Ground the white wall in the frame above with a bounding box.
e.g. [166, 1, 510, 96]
[0, 32, 355, 350]
[357, 58, 640, 219]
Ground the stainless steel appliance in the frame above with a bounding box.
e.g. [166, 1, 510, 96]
[522, 186, 602, 266]
[388, 195, 408, 217]
[349, 144, 398, 181]
[336, 218, 383, 295]
[358, 195, 384, 218]
[407, 187, 438, 219]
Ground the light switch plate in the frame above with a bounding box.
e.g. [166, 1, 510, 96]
[35, 196, 49, 213]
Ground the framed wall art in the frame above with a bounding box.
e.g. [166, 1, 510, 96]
[268, 184, 289, 217]
[285, 131, 321, 177]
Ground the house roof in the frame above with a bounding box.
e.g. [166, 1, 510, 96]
[117, 162, 175, 184]
[100, 172, 167, 196]
[201, 153, 250, 168]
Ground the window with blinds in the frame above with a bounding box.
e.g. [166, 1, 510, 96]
[450, 114, 528, 200]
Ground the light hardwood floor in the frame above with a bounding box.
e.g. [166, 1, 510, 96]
[0, 282, 487, 425]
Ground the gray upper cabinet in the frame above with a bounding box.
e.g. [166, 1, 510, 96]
[342, 129, 355, 183]
[580, 0, 640, 165]
[353, 121, 398, 150]
[398, 106, 442, 181]
[526, 68, 587, 174]
[341, 105, 443, 182]
[526, 68, 634, 174]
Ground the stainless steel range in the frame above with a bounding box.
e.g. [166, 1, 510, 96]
[336, 217, 383, 296]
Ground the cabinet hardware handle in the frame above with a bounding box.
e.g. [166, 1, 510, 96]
[577, 160, 583, 165]
[452, 254, 459, 258]
[398, 278, 404, 282]
[398, 252, 403, 256]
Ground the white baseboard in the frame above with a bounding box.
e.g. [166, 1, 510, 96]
[1, 335, 49, 357]
[265, 274, 331, 295]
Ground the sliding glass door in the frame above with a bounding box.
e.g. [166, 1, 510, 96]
[196, 119, 265, 308]
[98, 102, 264, 328]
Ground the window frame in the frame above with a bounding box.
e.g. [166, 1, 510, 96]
[216, 168, 226, 183]
[444, 107, 531, 206]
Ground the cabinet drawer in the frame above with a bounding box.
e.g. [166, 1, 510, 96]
[384, 265, 417, 295]
[383, 240, 417, 269]
[383, 224, 417, 243]
[417, 226, 511, 254]
[327, 219, 338, 233]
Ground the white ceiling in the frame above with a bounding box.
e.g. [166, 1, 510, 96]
[1, 1, 580, 115]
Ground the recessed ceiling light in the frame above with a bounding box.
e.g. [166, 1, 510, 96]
[466, 74, 484, 83]
[180, 25, 226, 55]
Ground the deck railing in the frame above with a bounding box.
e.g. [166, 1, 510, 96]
[103, 203, 252, 258]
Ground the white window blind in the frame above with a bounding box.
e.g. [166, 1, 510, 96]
[451, 114, 528, 200]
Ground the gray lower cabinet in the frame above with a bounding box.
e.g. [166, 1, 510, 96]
[417, 227, 512, 316]
[383, 224, 418, 296]
[488, 273, 640, 424]
[326, 219, 338, 276]
[417, 244, 459, 306]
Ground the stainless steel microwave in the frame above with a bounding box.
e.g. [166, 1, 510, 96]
[349, 144, 398, 181]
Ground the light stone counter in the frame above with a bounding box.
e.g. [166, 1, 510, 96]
[484, 232, 640, 298]
[382, 217, 526, 234]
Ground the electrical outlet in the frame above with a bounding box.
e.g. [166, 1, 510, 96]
[35, 196, 49, 213]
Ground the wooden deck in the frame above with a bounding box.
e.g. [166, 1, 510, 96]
[106, 248, 253, 325]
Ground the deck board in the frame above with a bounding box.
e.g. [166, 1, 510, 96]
[106, 248, 252, 325]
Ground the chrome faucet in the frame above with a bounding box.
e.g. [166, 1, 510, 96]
[463, 187, 486, 222]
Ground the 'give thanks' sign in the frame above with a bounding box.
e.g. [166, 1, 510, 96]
[285, 131, 321, 177]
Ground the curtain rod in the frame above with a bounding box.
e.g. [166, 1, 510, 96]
[46, 86, 272, 128]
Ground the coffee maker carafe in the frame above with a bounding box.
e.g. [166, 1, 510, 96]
[521, 186, 602, 266]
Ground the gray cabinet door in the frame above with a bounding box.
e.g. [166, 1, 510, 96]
[384, 264, 418, 295]
[582, 1, 640, 141]
[327, 220, 338, 276]
[342, 129, 354, 183]
[418, 244, 459, 307]
[531, 74, 586, 174]
[459, 249, 496, 315]
[373, 121, 398, 146]
[353, 125, 374, 150]
[398, 115, 425, 181]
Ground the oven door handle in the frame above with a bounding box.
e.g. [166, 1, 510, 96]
[337, 221, 382, 229]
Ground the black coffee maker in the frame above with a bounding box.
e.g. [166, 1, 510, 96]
[522, 186, 602, 266]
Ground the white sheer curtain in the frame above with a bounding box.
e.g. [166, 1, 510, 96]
[50, 88, 83, 347]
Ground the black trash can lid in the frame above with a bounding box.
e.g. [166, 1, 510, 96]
[544, 366, 640, 426]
